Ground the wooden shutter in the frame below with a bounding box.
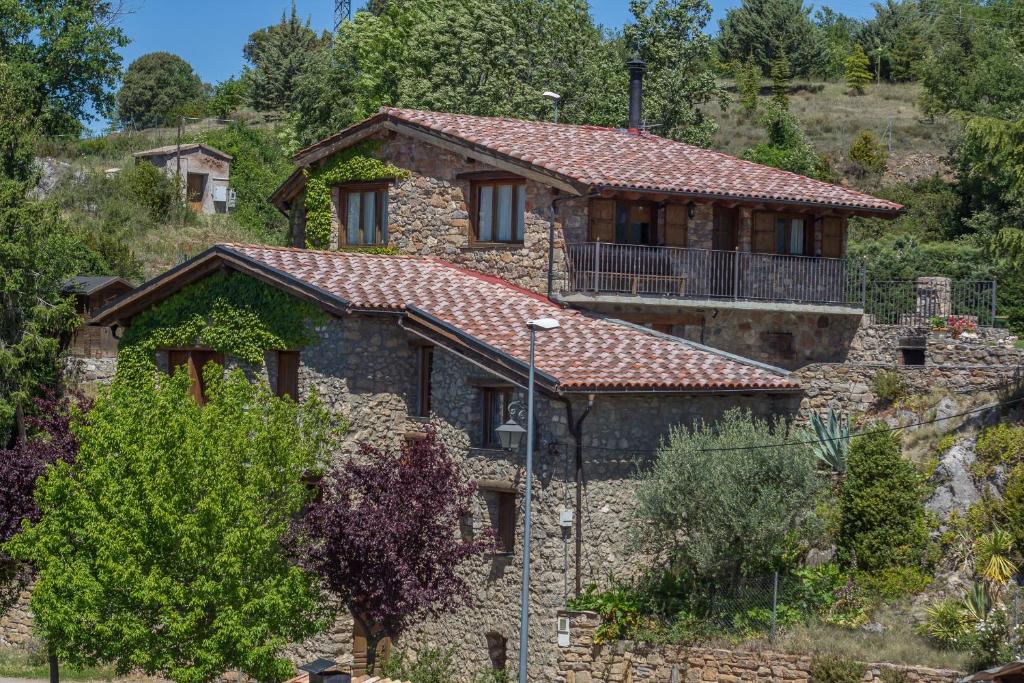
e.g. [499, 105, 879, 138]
[589, 198, 615, 241]
[664, 204, 688, 247]
[351, 618, 391, 676]
[821, 217, 844, 258]
[498, 491, 516, 553]
[753, 212, 776, 253]
[276, 350, 299, 400]
[167, 350, 223, 405]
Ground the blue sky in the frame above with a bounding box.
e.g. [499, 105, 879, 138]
[92, 0, 876, 132]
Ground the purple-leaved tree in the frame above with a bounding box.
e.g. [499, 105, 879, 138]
[0, 390, 85, 612]
[292, 429, 491, 672]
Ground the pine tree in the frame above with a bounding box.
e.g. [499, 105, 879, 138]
[246, 2, 329, 112]
[736, 56, 761, 115]
[770, 54, 791, 109]
[844, 44, 872, 95]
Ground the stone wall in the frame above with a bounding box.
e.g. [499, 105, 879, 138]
[0, 588, 33, 647]
[555, 611, 962, 683]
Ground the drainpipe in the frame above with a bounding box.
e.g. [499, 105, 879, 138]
[561, 394, 595, 597]
[548, 193, 600, 300]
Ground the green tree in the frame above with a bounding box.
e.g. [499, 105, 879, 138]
[634, 409, 824, 586]
[770, 53, 790, 109]
[844, 44, 872, 94]
[716, 0, 822, 77]
[5, 367, 333, 683]
[117, 52, 206, 129]
[0, 60, 96, 446]
[245, 2, 329, 112]
[813, 7, 859, 80]
[848, 130, 888, 176]
[293, 0, 625, 146]
[625, 0, 728, 146]
[198, 123, 293, 239]
[735, 56, 761, 115]
[207, 75, 249, 119]
[838, 429, 928, 572]
[742, 103, 832, 180]
[857, 0, 927, 82]
[0, 0, 128, 134]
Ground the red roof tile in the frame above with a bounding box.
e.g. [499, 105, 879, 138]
[225, 244, 798, 392]
[295, 108, 902, 215]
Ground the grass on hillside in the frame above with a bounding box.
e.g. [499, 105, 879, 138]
[709, 81, 954, 164]
[0, 647, 118, 681]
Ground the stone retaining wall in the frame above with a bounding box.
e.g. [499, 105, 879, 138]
[555, 611, 962, 683]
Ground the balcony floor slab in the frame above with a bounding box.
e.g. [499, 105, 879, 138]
[559, 292, 866, 316]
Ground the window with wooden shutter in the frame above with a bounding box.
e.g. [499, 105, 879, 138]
[471, 180, 526, 243]
[478, 481, 516, 554]
[664, 203, 688, 247]
[481, 387, 512, 448]
[753, 211, 775, 253]
[275, 350, 299, 400]
[589, 198, 615, 241]
[821, 217, 844, 258]
[415, 345, 434, 417]
[166, 349, 224, 405]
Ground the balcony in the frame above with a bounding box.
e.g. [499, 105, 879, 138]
[564, 242, 864, 309]
[563, 243, 998, 323]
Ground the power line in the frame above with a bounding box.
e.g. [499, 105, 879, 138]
[568, 387, 1024, 457]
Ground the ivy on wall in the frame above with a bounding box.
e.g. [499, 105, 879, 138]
[303, 142, 410, 250]
[118, 272, 327, 371]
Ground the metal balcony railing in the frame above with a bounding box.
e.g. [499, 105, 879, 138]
[564, 242, 865, 307]
[865, 279, 997, 326]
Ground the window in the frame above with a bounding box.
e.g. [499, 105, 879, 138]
[341, 184, 389, 246]
[415, 345, 434, 417]
[472, 180, 526, 243]
[166, 349, 224, 405]
[479, 482, 516, 554]
[275, 350, 299, 400]
[774, 215, 814, 255]
[481, 387, 512, 448]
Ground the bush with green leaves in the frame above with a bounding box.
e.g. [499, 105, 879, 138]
[380, 647, 457, 683]
[635, 408, 824, 585]
[838, 429, 928, 573]
[742, 103, 832, 181]
[5, 368, 335, 683]
[809, 653, 866, 683]
[872, 370, 908, 404]
[848, 131, 888, 176]
[976, 424, 1024, 470]
[566, 583, 643, 643]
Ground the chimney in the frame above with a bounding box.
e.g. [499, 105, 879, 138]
[300, 659, 351, 683]
[626, 58, 646, 134]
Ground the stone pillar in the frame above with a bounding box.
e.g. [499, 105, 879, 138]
[917, 276, 952, 319]
[738, 207, 753, 252]
[688, 204, 714, 250]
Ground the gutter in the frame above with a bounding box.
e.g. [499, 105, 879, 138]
[560, 394, 595, 597]
[547, 192, 600, 299]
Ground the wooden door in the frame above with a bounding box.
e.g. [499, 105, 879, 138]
[821, 217, 844, 258]
[352, 618, 391, 676]
[186, 173, 205, 212]
[752, 211, 775, 253]
[589, 198, 615, 241]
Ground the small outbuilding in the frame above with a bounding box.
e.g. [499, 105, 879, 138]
[962, 662, 1024, 683]
[132, 143, 233, 215]
[62, 276, 133, 358]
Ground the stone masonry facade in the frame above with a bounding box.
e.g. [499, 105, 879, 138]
[555, 611, 962, 683]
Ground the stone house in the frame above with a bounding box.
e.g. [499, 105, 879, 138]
[89, 243, 802, 680]
[133, 143, 233, 215]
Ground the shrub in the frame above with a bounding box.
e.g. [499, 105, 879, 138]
[918, 597, 971, 648]
[380, 647, 457, 683]
[976, 424, 1024, 470]
[848, 131, 888, 176]
[935, 434, 956, 454]
[566, 583, 643, 643]
[123, 161, 178, 221]
[854, 566, 931, 599]
[1000, 463, 1024, 551]
[838, 430, 929, 573]
[967, 608, 1017, 672]
[635, 409, 824, 585]
[810, 653, 866, 683]
[872, 370, 908, 404]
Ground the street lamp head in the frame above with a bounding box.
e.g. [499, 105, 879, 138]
[496, 418, 527, 451]
[527, 317, 560, 331]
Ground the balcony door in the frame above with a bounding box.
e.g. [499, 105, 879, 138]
[615, 201, 656, 245]
[712, 207, 738, 251]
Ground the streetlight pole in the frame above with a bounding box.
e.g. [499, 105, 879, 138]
[517, 317, 559, 683]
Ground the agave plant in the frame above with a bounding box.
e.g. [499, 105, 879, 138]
[919, 597, 971, 646]
[963, 581, 994, 622]
[975, 530, 1019, 585]
[805, 407, 851, 475]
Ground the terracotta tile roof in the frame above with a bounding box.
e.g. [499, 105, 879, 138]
[224, 244, 798, 392]
[284, 671, 410, 683]
[294, 108, 901, 215]
[133, 143, 233, 160]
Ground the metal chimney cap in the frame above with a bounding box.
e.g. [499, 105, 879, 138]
[299, 659, 339, 675]
[626, 58, 647, 72]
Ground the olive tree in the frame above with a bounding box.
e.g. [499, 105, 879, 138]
[634, 408, 824, 587]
